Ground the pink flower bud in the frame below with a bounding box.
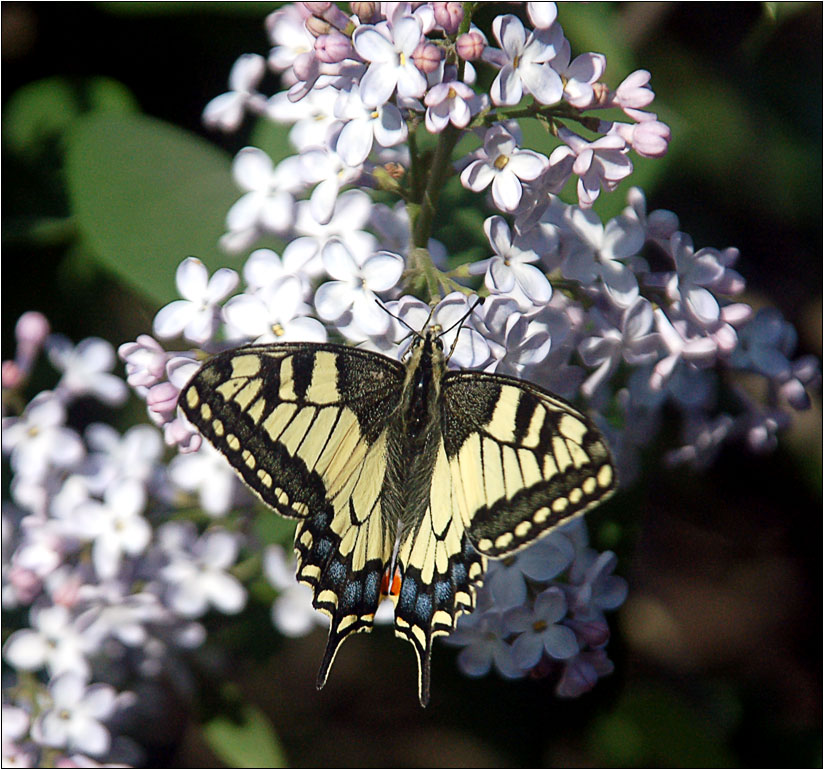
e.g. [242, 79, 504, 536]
[412, 42, 442, 74]
[16, 311, 50, 347]
[433, 2, 463, 34]
[632, 119, 671, 158]
[456, 30, 485, 61]
[315, 30, 352, 63]
[146, 381, 180, 422]
[2, 360, 23, 389]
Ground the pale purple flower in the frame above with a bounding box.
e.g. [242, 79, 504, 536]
[298, 146, 363, 226]
[202, 53, 268, 131]
[527, 1, 558, 29]
[9, 310, 50, 380]
[152, 258, 239, 344]
[388, 293, 491, 369]
[625, 186, 679, 242]
[484, 14, 563, 106]
[606, 114, 671, 158]
[475, 298, 552, 377]
[566, 549, 628, 622]
[650, 309, 717, 391]
[266, 5, 314, 75]
[612, 69, 656, 112]
[551, 38, 606, 109]
[446, 610, 523, 679]
[159, 525, 246, 618]
[562, 206, 645, 309]
[47, 336, 128, 407]
[461, 125, 547, 212]
[73, 480, 150, 580]
[578, 298, 660, 397]
[334, 84, 408, 166]
[729, 308, 795, 380]
[220, 148, 299, 253]
[2, 393, 85, 482]
[482, 531, 575, 609]
[82, 423, 162, 495]
[506, 586, 579, 668]
[31, 673, 117, 757]
[289, 189, 378, 278]
[117, 335, 169, 394]
[556, 649, 614, 697]
[264, 545, 327, 637]
[472, 215, 552, 309]
[223, 277, 327, 345]
[664, 233, 725, 326]
[314, 243, 404, 335]
[424, 80, 478, 133]
[3, 604, 98, 679]
[550, 126, 632, 208]
[352, 14, 427, 106]
[167, 442, 243, 518]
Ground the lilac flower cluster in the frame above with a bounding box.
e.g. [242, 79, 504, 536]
[3, 1, 819, 757]
[1, 316, 249, 766]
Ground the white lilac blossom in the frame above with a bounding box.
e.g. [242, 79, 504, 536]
[483, 13, 564, 107]
[314, 243, 405, 336]
[47, 336, 129, 407]
[158, 524, 246, 618]
[461, 125, 548, 212]
[153, 257, 239, 344]
[30, 673, 119, 757]
[264, 544, 327, 637]
[4, 3, 819, 761]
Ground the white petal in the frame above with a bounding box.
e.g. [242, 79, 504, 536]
[232, 147, 273, 191]
[175, 258, 208, 301]
[152, 300, 196, 339]
[223, 294, 268, 338]
[361, 251, 404, 291]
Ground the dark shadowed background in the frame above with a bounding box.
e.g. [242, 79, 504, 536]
[2, 2, 821, 767]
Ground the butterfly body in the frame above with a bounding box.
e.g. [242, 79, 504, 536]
[179, 330, 616, 705]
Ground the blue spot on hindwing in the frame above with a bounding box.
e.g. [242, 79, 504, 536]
[399, 576, 417, 611]
[342, 580, 362, 608]
[364, 572, 379, 604]
[328, 560, 346, 586]
[316, 539, 332, 558]
[434, 580, 452, 605]
[415, 593, 433, 621]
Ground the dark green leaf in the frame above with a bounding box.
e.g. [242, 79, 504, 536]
[202, 704, 287, 768]
[64, 113, 239, 306]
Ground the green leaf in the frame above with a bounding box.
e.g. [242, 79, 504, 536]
[64, 113, 239, 306]
[4, 77, 138, 159]
[202, 704, 287, 769]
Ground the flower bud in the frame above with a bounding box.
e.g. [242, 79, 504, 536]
[433, 2, 463, 35]
[305, 14, 331, 37]
[351, 2, 378, 24]
[412, 42, 442, 74]
[315, 30, 351, 63]
[456, 30, 485, 61]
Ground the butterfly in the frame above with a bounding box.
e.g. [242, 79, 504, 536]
[178, 324, 616, 706]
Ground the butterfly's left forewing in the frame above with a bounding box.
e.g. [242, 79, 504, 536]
[179, 343, 406, 682]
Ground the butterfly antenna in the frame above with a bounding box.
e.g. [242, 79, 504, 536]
[375, 298, 420, 337]
[440, 296, 484, 360]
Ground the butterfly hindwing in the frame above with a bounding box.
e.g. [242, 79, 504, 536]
[179, 343, 406, 680]
[441, 371, 616, 558]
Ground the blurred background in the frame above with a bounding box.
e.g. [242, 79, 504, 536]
[2, 2, 821, 767]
